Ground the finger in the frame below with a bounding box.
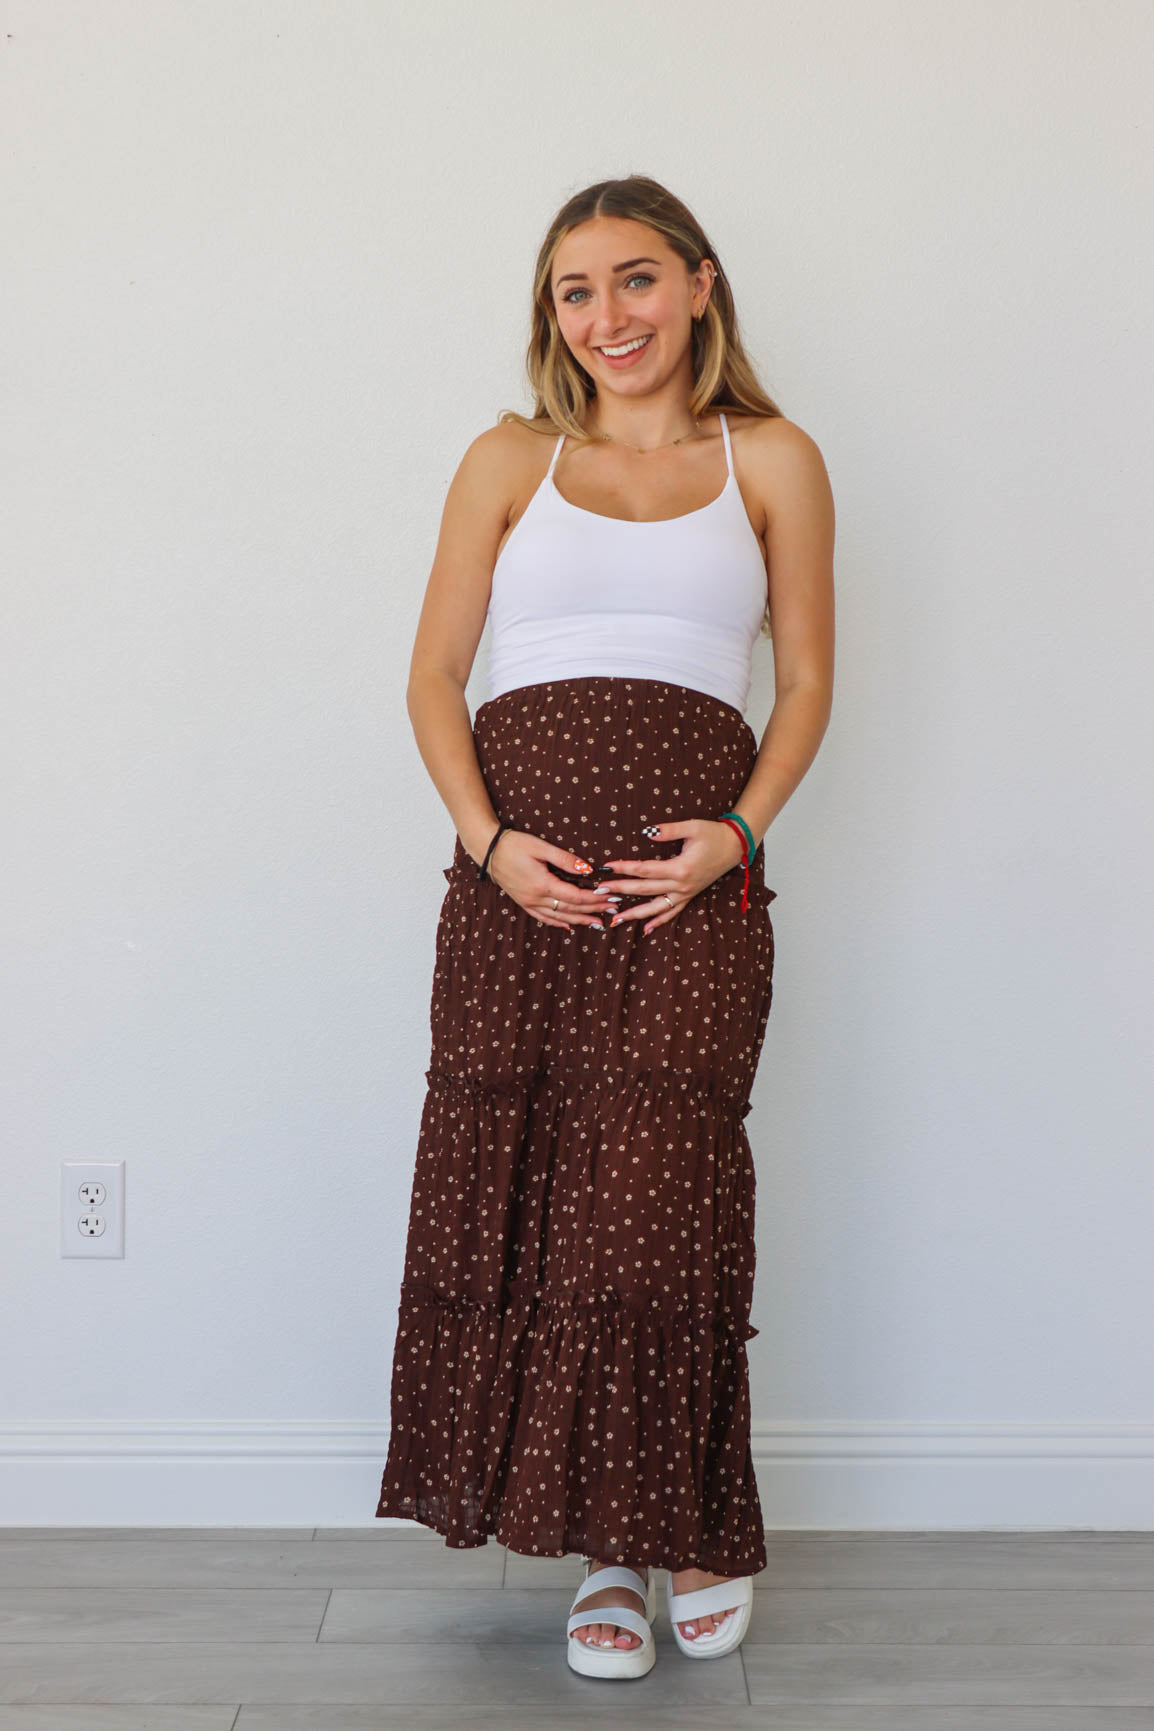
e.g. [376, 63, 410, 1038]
[598, 874, 683, 897]
[531, 909, 604, 932]
[529, 909, 573, 929]
[642, 819, 695, 840]
[540, 843, 596, 877]
[640, 903, 682, 935]
[549, 883, 620, 907]
[597, 859, 660, 879]
[609, 894, 683, 926]
[535, 897, 610, 930]
[544, 891, 616, 917]
[623, 820, 695, 848]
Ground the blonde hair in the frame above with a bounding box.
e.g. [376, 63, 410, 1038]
[498, 174, 784, 636]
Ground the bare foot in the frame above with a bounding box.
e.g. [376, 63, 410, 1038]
[670, 1567, 742, 1640]
[569, 1558, 650, 1650]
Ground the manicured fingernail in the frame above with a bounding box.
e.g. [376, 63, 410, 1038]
[641, 825, 660, 838]
[609, 916, 622, 927]
[575, 861, 592, 873]
[605, 894, 622, 902]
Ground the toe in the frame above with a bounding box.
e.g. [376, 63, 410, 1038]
[694, 1608, 738, 1640]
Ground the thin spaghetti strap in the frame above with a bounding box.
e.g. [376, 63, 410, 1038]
[718, 412, 734, 479]
[546, 431, 567, 479]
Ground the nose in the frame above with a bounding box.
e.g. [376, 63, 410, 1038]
[592, 317, 639, 345]
[590, 298, 634, 341]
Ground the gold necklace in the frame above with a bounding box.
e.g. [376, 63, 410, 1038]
[589, 417, 702, 454]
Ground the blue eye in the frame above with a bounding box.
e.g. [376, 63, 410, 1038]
[561, 272, 655, 305]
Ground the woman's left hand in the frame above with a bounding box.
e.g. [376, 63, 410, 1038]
[596, 819, 748, 935]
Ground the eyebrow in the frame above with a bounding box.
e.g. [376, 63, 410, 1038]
[554, 256, 662, 286]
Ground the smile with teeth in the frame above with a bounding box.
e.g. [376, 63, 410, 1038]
[597, 334, 653, 357]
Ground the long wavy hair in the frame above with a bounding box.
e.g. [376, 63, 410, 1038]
[499, 174, 784, 635]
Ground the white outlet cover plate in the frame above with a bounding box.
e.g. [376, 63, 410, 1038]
[61, 1160, 125, 1258]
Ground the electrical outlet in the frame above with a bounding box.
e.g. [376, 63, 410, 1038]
[61, 1161, 125, 1258]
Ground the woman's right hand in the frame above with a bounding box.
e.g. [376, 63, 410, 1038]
[484, 828, 616, 930]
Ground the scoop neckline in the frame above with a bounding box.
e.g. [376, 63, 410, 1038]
[548, 470, 736, 527]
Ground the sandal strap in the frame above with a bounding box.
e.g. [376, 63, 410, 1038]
[570, 1564, 649, 1608]
[567, 1603, 653, 1641]
[667, 1577, 751, 1621]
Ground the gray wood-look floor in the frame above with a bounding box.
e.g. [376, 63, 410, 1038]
[3, 1528, 1154, 1728]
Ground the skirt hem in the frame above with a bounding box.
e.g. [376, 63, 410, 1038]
[373, 1494, 769, 1578]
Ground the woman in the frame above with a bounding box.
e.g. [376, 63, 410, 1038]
[376, 174, 835, 1680]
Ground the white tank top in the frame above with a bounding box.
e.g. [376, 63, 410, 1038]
[485, 412, 768, 715]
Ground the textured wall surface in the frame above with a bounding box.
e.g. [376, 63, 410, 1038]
[2, 0, 1151, 1527]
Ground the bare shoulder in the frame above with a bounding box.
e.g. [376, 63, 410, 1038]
[412, 419, 563, 690]
[431, 418, 552, 537]
[446, 417, 562, 551]
[459, 415, 559, 487]
[725, 411, 834, 531]
[726, 409, 830, 473]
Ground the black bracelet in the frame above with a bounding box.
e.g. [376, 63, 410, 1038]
[478, 820, 511, 883]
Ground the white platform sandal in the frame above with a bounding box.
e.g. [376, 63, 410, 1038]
[566, 1557, 657, 1679]
[666, 1572, 754, 1658]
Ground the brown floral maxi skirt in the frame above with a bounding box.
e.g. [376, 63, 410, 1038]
[375, 676, 777, 1576]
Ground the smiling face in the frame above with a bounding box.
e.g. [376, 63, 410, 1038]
[550, 216, 711, 399]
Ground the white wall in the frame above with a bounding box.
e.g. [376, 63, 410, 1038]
[3, 0, 1152, 1529]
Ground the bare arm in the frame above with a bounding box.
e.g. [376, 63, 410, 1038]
[730, 418, 836, 852]
[405, 425, 522, 866]
[563, 416, 835, 931]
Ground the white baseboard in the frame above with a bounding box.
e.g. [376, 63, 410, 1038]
[1, 1419, 1151, 1528]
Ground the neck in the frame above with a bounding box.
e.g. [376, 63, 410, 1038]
[585, 398, 702, 451]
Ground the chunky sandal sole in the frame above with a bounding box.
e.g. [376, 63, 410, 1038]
[666, 1572, 754, 1658]
[567, 1559, 658, 1678]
